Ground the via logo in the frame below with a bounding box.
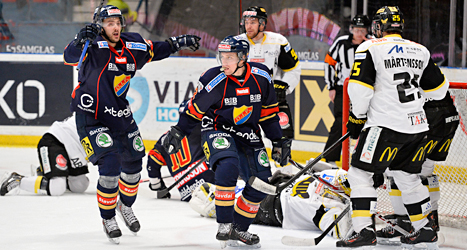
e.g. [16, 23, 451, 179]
[388, 45, 404, 54]
[127, 77, 150, 124]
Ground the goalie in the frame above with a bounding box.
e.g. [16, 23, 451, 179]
[189, 166, 355, 240]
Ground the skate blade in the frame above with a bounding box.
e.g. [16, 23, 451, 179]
[338, 246, 375, 250]
[219, 240, 227, 249]
[107, 236, 120, 244]
[400, 242, 439, 250]
[226, 240, 261, 248]
[376, 237, 401, 245]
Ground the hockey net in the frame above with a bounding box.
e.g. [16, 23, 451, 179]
[342, 81, 467, 230]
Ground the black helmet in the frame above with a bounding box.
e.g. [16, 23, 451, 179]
[217, 35, 249, 63]
[351, 15, 371, 28]
[372, 6, 404, 38]
[240, 6, 268, 34]
[94, 5, 126, 27]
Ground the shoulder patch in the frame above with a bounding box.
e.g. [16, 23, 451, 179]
[284, 43, 291, 53]
[98, 41, 109, 48]
[126, 42, 147, 51]
[205, 73, 226, 93]
[355, 53, 366, 60]
[251, 67, 272, 83]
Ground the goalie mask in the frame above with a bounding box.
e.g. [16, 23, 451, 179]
[372, 6, 404, 38]
[336, 172, 351, 196]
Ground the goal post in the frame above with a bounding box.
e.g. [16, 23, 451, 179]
[341, 81, 467, 230]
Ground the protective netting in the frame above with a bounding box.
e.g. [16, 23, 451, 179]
[374, 86, 467, 230]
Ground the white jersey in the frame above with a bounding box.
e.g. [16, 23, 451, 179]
[349, 34, 448, 134]
[280, 169, 347, 230]
[46, 113, 88, 168]
[235, 32, 301, 94]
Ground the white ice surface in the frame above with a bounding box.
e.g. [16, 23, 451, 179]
[0, 147, 465, 250]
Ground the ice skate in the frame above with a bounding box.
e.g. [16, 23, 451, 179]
[400, 218, 438, 250]
[102, 216, 122, 244]
[227, 227, 261, 248]
[376, 214, 413, 245]
[0, 172, 24, 196]
[116, 200, 140, 235]
[336, 226, 376, 249]
[216, 223, 232, 249]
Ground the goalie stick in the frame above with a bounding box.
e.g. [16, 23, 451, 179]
[77, 0, 105, 70]
[156, 156, 207, 198]
[248, 132, 350, 195]
[283, 160, 445, 246]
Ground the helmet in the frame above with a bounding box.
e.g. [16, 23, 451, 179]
[351, 14, 371, 28]
[217, 35, 249, 64]
[240, 6, 268, 33]
[94, 5, 126, 27]
[372, 6, 404, 38]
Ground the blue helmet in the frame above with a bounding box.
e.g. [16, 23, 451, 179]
[217, 35, 249, 63]
[94, 5, 126, 27]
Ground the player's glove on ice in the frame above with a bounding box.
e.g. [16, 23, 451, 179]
[273, 80, 288, 103]
[272, 138, 292, 166]
[74, 23, 101, 48]
[167, 35, 201, 52]
[162, 126, 185, 155]
[149, 178, 171, 199]
[347, 112, 366, 139]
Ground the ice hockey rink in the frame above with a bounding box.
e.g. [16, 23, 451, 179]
[1, 146, 466, 250]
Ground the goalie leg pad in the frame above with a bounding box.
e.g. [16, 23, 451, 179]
[48, 177, 67, 196]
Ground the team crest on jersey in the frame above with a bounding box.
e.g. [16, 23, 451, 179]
[98, 41, 109, 48]
[96, 132, 113, 148]
[113, 74, 131, 96]
[126, 42, 147, 51]
[251, 67, 271, 82]
[233, 105, 253, 125]
[133, 136, 145, 152]
[205, 73, 226, 92]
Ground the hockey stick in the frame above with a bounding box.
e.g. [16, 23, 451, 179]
[282, 204, 351, 246]
[76, 0, 105, 71]
[248, 132, 350, 195]
[284, 161, 446, 246]
[156, 156, 207, 198]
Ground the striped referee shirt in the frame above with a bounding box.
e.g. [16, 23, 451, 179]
[324, 34, 360, 90]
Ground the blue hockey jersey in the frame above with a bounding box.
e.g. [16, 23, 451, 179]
[178, 62, 283, 147]
[63, 32, 173, 130]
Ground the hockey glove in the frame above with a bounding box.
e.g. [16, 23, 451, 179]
[149, 178, 171, 199]
[167, 35, 201, 52]
[372, 173, 385, 188]
[273, 80, 288, 103]
[268, 171, 293, 186]
[162, 126, 185, 155]
[271, 138, 292, 166]
[347, 112, 367, 139]
[74, 23, 101, 48]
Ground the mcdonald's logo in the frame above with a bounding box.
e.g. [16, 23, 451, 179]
[379, 147, 398, 162]
[412, 146, 426, 162]
[438, 139, 453, 153]
[424, 140, 438, 154]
